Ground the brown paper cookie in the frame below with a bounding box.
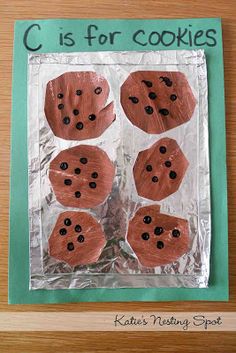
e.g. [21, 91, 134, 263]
[127, 205, 190, 267]
[49, 211, 106, 266]
[49, 145, 115, 208]
[120, 71, 196, 134]
[133, 137, 189, 201]
[44, 71, 115, 140]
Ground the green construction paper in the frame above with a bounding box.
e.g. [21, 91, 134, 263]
[9, 18, 228, 304]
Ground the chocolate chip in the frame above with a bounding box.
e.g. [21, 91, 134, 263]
[73, 109, 79, 115]
[67, 242, 74, 251]
[75, 224, 82, 233]
[165, 161, 171, 167]
[89, 182, 96, 189]
[88, 114, 96, 121]
[58, 104, 64, 110]
[59, 228, 67, 236]
[75, 191, 81, 198]
[149, 92, 157, 100]
[159, 76, 172, 87]
[64, 218, 71, 226]
[157, 240, 164, 249]
[152, 176, 158, 183]
[57, 93, 63, 99]
[142, 80, 152, 87]
[172, 229, 180, 237]
[77, 234, 84, 243]
[169, 171, 177, 179]
[145, 106, 153, 114]
[143, 216, 152, 224]
[129, 96, 139, 104]
[141, 232, 150, 240]
[63, 116, 70, 125]
[76, 122, 83, 130]
[91, 172, 98, 179]
[170, 94, 177, 101]
[159, 146, 166, 154]
[74, 168, 81, 174]
[64, 179, 72, 186]
[80, 157, 87, 164]
[94, 87, 102, 94]
[159, 108, 169, 116]
[60, 162, 68, 170]
[154, 227, 163, 236]
[76, 90, 82, 96]
[146, 165, 152, 172]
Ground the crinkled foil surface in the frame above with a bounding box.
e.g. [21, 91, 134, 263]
[28, 50, 211, 290]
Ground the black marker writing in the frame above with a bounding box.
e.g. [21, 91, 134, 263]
[84, 24, 121, 46]
[23, 23, 42, 51]
[59, 32, 75, 47]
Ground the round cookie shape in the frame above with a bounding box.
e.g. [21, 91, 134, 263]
[120, 71, 196, 134]
[44, 71, 115, 140]
[133, 137, 189, 201]
[127, 205, 190, 267]
[49, 211, 106, 266]
[49, 145, 115, 208]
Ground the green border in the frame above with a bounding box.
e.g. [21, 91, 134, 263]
[9, 18, 228, 304]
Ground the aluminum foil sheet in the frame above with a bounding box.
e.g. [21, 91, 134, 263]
[28, 50, 211, 290]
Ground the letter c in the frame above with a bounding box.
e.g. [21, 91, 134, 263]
[23, 24, 42, 52]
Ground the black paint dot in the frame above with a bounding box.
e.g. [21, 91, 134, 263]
[172, 229, 180, 238]
[75, 191, 81, 198]
[149, 92, 157, 100]
[58, 103, 64, 110]
[57, 93, 63, 99]
[74, 168, 81, 174]
[59, 228, 67, 236]
[152, 176, 158, 183]
[154, 227, 164, 236]
[75, 224, 82, 233]
[80, 157, 87, 164]
[159, 108, 169, 116]
[64, 218, 71, 226]
[67, 242, 74, 251]
[143, 216, 152, 224]
[76, 122, 83, 130]
[73, 109, 79, 115]
[89, 182, 96, 189]
[170, 94, 177, 101]
[159, 146, 167, 154]
[142, 80, 152, 87]
[60, 162, 68, 170]
[77, 234, 84, 243]
[165, 161, 171, 168]
[157, 240, 164, 249]
[94, 87, 102, 94]
[145, 106, 153, 114]
[88, 114, 96, 121]
[141, 232, 150, 240]
[76, 90, 82, 96]
[63, 116, 70, 125]
[146, 165, 152, 172]
[64, 179, 72, 186]
[169, 171, 177, 179]
[160, 76, 172, 87]
[91, 172, 98, 179]
[129, 96, 139, 104]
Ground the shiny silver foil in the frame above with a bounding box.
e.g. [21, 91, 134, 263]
[28, 50, 211, 290]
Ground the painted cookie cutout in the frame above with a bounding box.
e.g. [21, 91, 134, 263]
[133, 137, 189, 201]
[49, 211, 106, 266]
[45, 71, 115, 140]
[127, 205, 190, 267]
[121, 71, 196, 134]
[49, 145, 115, 208]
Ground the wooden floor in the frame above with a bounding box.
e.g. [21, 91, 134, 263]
[0, 0, 236, 352]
